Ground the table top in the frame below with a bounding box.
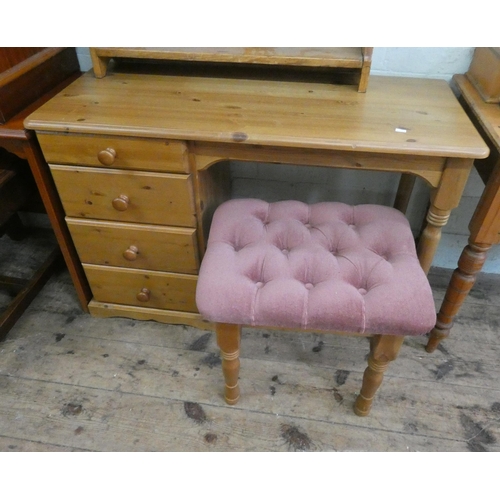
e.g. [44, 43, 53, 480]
[454, 74, 500, 151]
[25, 71, 488, 159]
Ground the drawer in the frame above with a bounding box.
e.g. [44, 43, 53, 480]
[67, 218, 199, 274]
[38, 133, 189, 173]
[50, 165, 196, 227]
[83, 264, 198, 313]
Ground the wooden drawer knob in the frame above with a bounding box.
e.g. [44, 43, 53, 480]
[97, 148, 116, 166]
[123, 245, 139, 261]
[136, 288, 150, 302]
[112, 194, 130, 211]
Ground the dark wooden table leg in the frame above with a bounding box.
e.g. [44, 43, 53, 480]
[426, 240, 491, 352]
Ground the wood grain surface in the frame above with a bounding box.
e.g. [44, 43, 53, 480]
[25, 73, 488, 159]
[0, 261, 499, 452]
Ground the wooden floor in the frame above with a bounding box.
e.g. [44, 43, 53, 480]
[1, 229, 500, 452]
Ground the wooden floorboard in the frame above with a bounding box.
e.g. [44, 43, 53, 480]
[0, 265, 499, 452]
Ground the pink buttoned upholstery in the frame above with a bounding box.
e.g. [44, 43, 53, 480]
[196, 199, 436, 336]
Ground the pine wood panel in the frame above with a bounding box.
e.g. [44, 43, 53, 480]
[66, 218, 199, 274]
[192, 142, 445, 187]
[89, 47, 373, 92]
[38, 133, 189, 173]
[88, 301, 211, 330]
[25, 73, 488, 159]
[50, 165, 196, 227]
[82, 264, 198, 312]
[91, 47, 366, 68]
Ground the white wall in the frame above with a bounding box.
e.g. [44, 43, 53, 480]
[76, 47, 476, 81]
[372, 47, 475, 80]
[75, 47, 500, 273]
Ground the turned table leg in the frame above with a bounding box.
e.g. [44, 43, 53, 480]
[417, 157, 474, 276]
[417, 204, 451, 275]
[354, 335, 405, 417]
[216, 323, 241, 405]
[426, 240, 491, 353]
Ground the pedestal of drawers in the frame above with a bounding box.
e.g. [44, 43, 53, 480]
[38, 132, 212, 330]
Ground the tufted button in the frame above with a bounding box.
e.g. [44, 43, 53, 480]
[305, 223, 312, 229]
[358, 288, 367, 295]
[282, 248, 289, 255]
[255, 281, 264, 289]
[305, 283, 314, 290]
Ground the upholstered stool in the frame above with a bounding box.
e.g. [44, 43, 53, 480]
[196, 199, 436, 416]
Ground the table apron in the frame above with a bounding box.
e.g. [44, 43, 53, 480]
[190, 141, 447, 188]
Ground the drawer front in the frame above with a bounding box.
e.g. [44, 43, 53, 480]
[83, 264, 198, 313]
[67, 218, 199, 274]
[38, 133, 189, 173]
[51, 165, 196, 227]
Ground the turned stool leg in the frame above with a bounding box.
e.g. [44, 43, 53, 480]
[354, 335, 405, 417]
[216, 323, 241, 405]
[426, 241, 491, 353]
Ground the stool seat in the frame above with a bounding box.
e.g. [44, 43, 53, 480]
[196, 199, 436, 336]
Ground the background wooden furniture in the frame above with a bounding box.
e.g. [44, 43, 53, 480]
[24, 70, 487, 329]
[466, 47, 500, 103]
[0, 48, 85, 340]
[0, 48, 79, 123]
[89, 47, 373, 92]
[426, 73, 500, 352]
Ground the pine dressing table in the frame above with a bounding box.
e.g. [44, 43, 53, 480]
[23, 68, 488, 330]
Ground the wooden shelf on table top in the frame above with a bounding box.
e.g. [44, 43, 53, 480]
[89, 47, 373, 92]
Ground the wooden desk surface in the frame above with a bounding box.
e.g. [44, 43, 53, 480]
[25, 72, 488, 160]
